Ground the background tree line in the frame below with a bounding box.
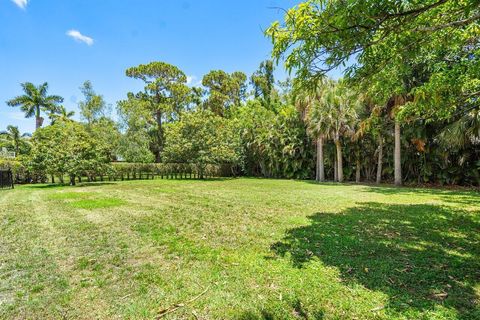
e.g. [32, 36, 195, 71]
[1, 0, 479, 186]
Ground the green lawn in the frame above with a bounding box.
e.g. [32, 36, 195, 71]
[0, 179, 479, 319]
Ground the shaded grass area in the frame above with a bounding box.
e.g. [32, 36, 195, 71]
[0, 179, 478, 319]
[272, 203, 480, 319]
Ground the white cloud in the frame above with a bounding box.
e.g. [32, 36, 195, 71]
[12, 0, 28, 9]
[186, 75, 202, 86]
[186, 75, 196, 85]
[66, 30, 94, 46]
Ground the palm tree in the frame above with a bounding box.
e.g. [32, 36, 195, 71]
[0, 125, 27, 156]
[6, 82, 64, 130]
[389, 95, 408, 186]
[48, 106, 75, 124]
[359, 102, 389, 184]
[307, 80, 359, 183]
[331, 83, 360, 182]
[439, 108, 480, 148]
[295, 78, 327, 182]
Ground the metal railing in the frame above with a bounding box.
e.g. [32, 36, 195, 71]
[0, 169, 14, 189]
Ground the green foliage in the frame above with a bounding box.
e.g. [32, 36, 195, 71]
[88, 117, 121, 162]
[125, 62, 190, 116]
[117, 131, 154, 163]
[78, 80, 108, 125]
[112, 162, 232, 179]
[266, 0, 480, 185]
[124, 61, 191, 162]
[117, 94, 156, 163]
[48, 106, 75, 125]
[202, 70, 247, 116]
[5, 53, 479, 186]
[0, 125, 31, 156]
[28, 121, 111, 184]
[2, 179, 479, 319]
[267, 0, 480, 121]
[0, 159, 35, 183]
[163, 110, 241, 177]
[305, 80, 360, 141]
[250, 60, 276, 107]
[6, 82, 63, 129]
[234, 100, 314, 179]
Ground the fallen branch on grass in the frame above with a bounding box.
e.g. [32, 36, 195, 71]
[156, 287, 210, 319]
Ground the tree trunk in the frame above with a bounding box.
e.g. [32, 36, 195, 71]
[316, 137, 325, 182]
[355, 158, 361, 183]
[394, 121, 402, 186]
[70, 175, 76, 186]
[334, 156, 338, 182]
[376, 135, 383, 184]
[35, 116, 44, 130]
[155, 110, 163, 163]
[335, 139, 344, 183]
[51, 175, 55, 184]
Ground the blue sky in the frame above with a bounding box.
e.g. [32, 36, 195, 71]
[0, 0, 301, 133]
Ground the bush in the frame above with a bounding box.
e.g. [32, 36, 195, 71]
[0, 158, 46, 183]
[29, 121, 112, 185]
[112, 162, 232, 179]
[163, 110, 241, 178]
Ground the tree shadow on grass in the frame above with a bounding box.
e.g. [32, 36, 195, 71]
[365, 186, 480, 206]
[235, 299, 325, 320]
[23, 182, 117, 189]
[271, 203, 480, 319]
[22, 183, 66, 189]
[298, 180, 480, 206]
[76, 182, 117, 188]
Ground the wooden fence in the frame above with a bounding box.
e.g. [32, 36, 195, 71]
[0, 162, 234, 185]
[76, 163, 234, 183]
[110, 163, 232, 181]
[0, 169, 14, 189]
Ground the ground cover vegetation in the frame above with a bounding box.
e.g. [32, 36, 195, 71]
[0, 179, 479, 319]
[1, 2, 480, 319]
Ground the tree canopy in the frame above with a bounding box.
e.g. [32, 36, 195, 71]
[6, 82, 63, 130]
[125, 62, 191, 162]
[163, 110, 241, 177]
[3, 5, 479, 186]
[267, 0, 480, 120]
[29, 121, 111, 185]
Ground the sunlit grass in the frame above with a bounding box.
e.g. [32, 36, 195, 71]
[0, 179, 478, 319]
[69, 198, 126, 209]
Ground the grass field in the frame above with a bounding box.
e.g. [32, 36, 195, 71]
[0, 179, 479, 319]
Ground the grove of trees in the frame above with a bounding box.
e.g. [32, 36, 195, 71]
[1, 0, 479, 187]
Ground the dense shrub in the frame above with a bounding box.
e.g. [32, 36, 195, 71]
[163, 110, 241, 178]
[112, 162, 232, 179]
[0, 158, 46, 183]
[29, 121, 112, 185]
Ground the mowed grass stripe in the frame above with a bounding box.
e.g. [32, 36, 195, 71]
[0, 179, 478, 319]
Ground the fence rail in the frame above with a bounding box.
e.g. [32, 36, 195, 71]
[0, 161, 234, 185]
[108, 163, 233, 181]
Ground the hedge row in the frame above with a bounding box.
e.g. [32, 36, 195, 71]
[0, 160, 233, 184]
[0, 159, 46, 183]
[111, 163, 233, 180]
